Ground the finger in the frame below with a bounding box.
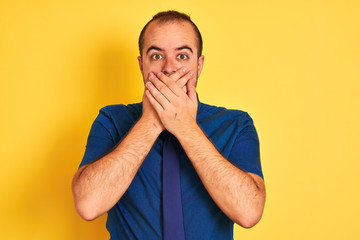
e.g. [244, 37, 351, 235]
[145, 80, 171, 109]
[149, 72, 177, 101]
[169, 66, 189, 81]
[156, 72, 184, 97]
[182, 85, 187, 94]
[176, 71, 194, 89]
[145, 89, 164, 114]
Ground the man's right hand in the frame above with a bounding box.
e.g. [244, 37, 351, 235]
[141, 67, 193, 133]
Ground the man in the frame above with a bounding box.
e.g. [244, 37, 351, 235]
[72, 10, 265, 239]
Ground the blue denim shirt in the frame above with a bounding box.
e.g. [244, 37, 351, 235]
[80, 101, 263, 240]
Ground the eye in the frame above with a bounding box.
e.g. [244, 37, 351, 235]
[177, 54, 188, 60]
[151, 54, 162, 60]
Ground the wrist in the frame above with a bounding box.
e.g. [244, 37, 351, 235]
[173, 120, 200, 141]
[138, 115, 164, 136]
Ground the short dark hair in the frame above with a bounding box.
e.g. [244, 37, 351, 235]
[138, 10, 203, 58]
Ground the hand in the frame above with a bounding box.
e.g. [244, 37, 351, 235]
[141, 90, 165, 133]
[145, 70, 198, 137]
[141, 67, 193, 133]
[166, 67, 193, 93]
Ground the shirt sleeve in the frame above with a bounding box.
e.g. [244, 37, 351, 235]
[79, 112, 118, 168]
[228, 114, 264, 179]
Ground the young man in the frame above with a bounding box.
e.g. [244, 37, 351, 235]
[72, 11, 265, 239]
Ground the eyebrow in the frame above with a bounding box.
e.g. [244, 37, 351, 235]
[146, 45, 193, 54]
[146, 46, 163, 54]
[176, 45, 193, 53]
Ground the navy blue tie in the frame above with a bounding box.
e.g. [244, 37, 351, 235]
[162, 132, 186, 240]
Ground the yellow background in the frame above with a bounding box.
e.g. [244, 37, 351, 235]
[1, 0, 359, 239]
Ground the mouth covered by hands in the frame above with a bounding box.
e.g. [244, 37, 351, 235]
[144, 67, 198, 136]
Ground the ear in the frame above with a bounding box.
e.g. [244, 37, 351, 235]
[137, 56, 143, 74]
[197, 55, 205, 77]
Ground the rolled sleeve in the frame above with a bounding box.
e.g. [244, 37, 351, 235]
[79, 113, 117, 168]
[228, 116, 263, 179]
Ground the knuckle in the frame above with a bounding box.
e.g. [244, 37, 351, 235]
[159, 84, 167, 92]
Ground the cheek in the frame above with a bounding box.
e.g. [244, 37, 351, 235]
[143, 61, 163, 77]
[187, 60, 199, 75]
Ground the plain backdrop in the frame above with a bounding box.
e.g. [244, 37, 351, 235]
[1, 0, 359, 239]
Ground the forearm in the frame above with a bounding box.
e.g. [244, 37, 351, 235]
[143, 70, 265, 226]
[175, 124, 266, 228]
[72, 116, 162, 221]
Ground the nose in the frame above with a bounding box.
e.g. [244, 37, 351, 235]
[162, 57, 178, 76]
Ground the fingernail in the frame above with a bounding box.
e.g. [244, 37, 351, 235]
[149, 73, 154, 80]
[190, 72, 194, 77]
[182, 67, 187, 72]
[157, 72, 162, 77]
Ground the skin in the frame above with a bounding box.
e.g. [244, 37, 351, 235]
[138, 20, 205, 132]
[72, 19, 266, 228]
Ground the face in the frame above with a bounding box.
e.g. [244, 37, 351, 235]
[138, 20, 204, 85]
